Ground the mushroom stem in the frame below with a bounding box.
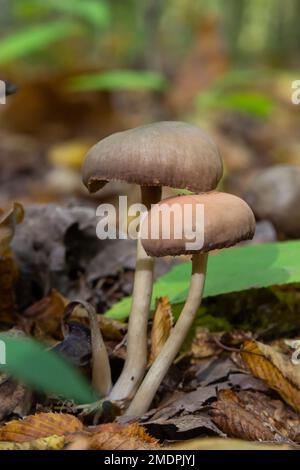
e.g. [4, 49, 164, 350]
[110, 186, 162, 401]
[126, 252, 208, 416]
[86, 303, 112, 397]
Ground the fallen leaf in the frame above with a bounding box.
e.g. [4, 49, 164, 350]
[238, 390, 300, 443]
[149, 297, 173, 364]
[89, 423, 160, 450]
[190, 328, 221, 360]
[0, 412, 83, 442]
[22, 289, 68, 340]
[0, 202, 24, 255]
[53, 321, 91, 367]
[0, 202, 24, 322]
[241, 340, 300, 413]
[0, 435, 65, 450]
[168, 437, 293, 450]
[210, 389, 283, 442]
[0, 375, 32, 420]
[144, 413, 225, 441]
[66, 435, 89, 450]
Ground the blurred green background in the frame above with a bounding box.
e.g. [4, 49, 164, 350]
[0, 0, 299, 204]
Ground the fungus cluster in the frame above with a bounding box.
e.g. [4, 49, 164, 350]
[82, 121, 255, 415]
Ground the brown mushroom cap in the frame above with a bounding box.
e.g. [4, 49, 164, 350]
[82, 121, 223, 193]
[141, 192, 256, 256]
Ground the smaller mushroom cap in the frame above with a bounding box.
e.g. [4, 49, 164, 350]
[82, 121, 223, 193]
[141, 192, 256, 256]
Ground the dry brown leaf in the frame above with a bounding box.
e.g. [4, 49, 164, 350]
[238, 390, 300, 443]
[210, 389, 279, 441]
[71, 304, 126, 341]
[0, 202, 24, 322]
[191, 328, 221, 360]
[0, 202, 24, 255]
[149, 297, 173, 364]
[89, 423, 160, 450]
[22, 289, 68, 340]
[241, 340, 300, 413]
[0, 412, 83, 442]
[0, 376, 32, 421]
[0, 435, 65, 451]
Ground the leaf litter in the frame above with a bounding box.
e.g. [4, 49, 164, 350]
[1, 201, 300, 450]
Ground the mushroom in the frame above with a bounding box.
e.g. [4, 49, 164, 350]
[244, 165, 300, 239]
[126, 191, 255, 416]
[82, 121, 223, 401]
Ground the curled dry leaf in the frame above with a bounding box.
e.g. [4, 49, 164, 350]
[149, 297, 173, 364]
[89, 423, 160, 450]
[0, 435, 65, 451]
[241, 340, 300, 413]
[0, 412, 83, 442]
[210, 389, 280, 442]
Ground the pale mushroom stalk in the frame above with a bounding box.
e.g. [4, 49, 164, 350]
[126, 252, 208, 416]
[110, 186, 162, 401]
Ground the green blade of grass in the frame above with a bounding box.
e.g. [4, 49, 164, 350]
[0, 21, 79, 64]
[0, 335, 97, 404]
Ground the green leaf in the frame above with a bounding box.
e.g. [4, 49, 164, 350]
[0, 21, 79, 64]
[106, 241, 300, 320]
[218, 91, 275, 118]
[0, 335, 97, 404]
[68, 69, 168, 92]
[45, 0, 110, 28]
[197, 90, 274, 118]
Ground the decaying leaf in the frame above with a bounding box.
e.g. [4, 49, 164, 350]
[0, 412, 83, 442]
[237, 390, 300, 443]
[149, 297, 173, 364]
[0, 202, 24, 322]
[0, 435, 65, 451]
[210, 389, 281, 442]
[62, 301, 126, 342]
[0, 202, 24, 255]
[190, 328, 221, 361]
[144, 413, 225, 441]
[22, 289, 68, 340]
[0, 375, 32, 421]
[89, 423, 160, 450]
[241, 340, 300, 413]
